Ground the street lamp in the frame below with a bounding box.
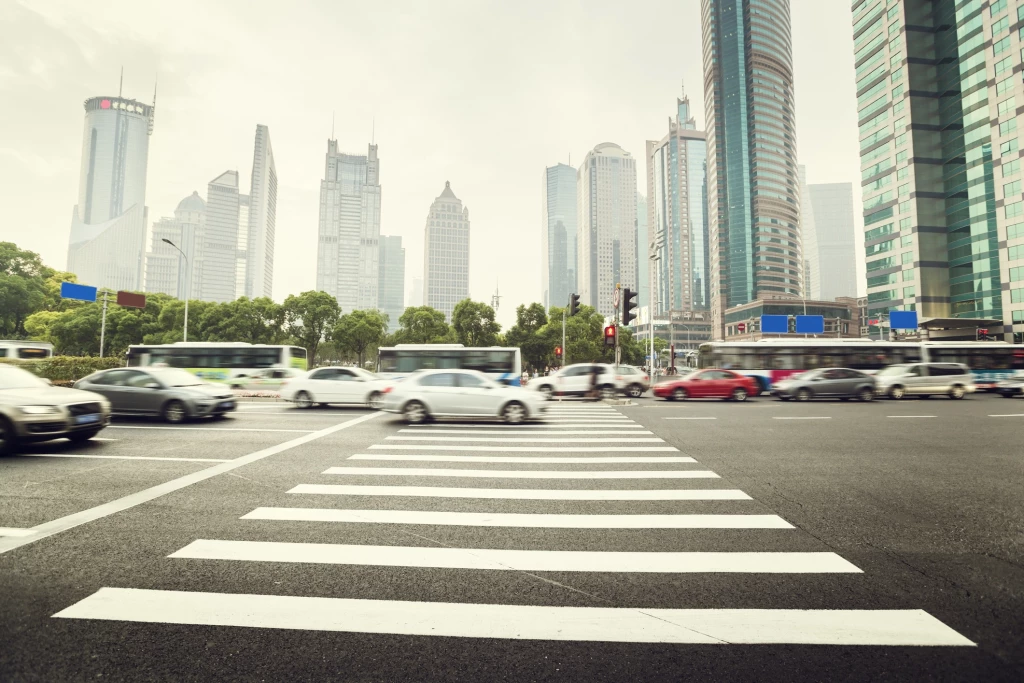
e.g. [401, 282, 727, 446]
[161, 238, 190, 342]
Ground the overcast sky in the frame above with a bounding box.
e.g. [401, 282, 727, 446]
[0, 0, 864, 328]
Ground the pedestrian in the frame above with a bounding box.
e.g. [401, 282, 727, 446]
[588, 361, 601, 402]
[521, 369, 529, 386]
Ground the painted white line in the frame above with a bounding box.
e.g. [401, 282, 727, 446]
[0, 528, 35, 537]
[107, 426, 315, 433]
[771, 417, 832, 420]
[242, 508, 792, 528]
[385, 436, 665, 443]
[664, 417, 717, 420]
[171, 540, 861, 573]
[0, 413, 381, 556]
[368, 445, 679, 452]
[988, 414, 1024, 417]
[55, 588, 974, 645]
[16, 454, 232, 463]
[289, 485, 750, 500]
[397, 429, 654, 435]
[323, 468, 718, 479]
[91, 437, 118, 441]
[886, 415, 936, 419]
[407, 423, 647, 429]
[349, 454, 697, 464]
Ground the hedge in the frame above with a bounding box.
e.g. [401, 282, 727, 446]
[0, 356, 124, 382]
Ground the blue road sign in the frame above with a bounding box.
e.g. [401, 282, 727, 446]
[889, 310, 918, 330]
[761, 315, 788, 333]
[795, 315, 824, 334]
[60, 281, 97, 302]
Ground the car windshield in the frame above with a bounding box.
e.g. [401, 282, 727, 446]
[0, 366, 49, 390]
[148, 368, 206, 387]
[877, 365, 909, 377]
[353, 368, 378, 380]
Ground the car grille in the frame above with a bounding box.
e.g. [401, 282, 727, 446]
[68, 402, 101, 416]
[27, 422, 67, 434]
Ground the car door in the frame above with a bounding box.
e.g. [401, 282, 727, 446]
[123, 370, 166, 414]
[331, 369, 363, 403]
[86, 370, 132, 412]
[688, 371, 714, 397]
[455, 372, 499, 416]
[817, 369, 843, 396]
[419, 372, 459, 414]
[305, 368, 340, 401]
[904, 365, 927, 394]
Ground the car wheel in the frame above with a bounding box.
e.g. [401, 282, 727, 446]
[778, 395, 790, 401]
[949, 384, 966, 400]
[0, 417, 15, 456]
[367, 391, 383, 410]
[1000, 392, 1015, 398]
[857, 387, 874, 402]
[627, 383, 644, 398]
[889, 385, 906, 400]
[731, 387, 749, 402]
[295, 391, 314, 409]
[795, 388, 811, 402]
[67, 429, 101, 444]
[502, 401, 527, 424]
[163, 400, 187, 424]
[403, 400, 428, 424]
[672, 387, 687, 401]
[599, 385, 617, 400]
[538, 384, 554, 400]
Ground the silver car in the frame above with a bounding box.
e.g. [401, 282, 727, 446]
[0, 365, 111, 455]
[75, 367, 236, 423]
[873, 362, 975, 400]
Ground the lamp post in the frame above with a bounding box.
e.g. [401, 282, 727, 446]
[161, 238, 190, 342]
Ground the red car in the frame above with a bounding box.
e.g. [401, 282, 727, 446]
[653, 369, 759, 402]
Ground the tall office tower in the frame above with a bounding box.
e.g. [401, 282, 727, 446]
[423, 181, 470, 321]
[245, 124, 276, 299]
[541, 163, 577, 309]
[67, 93, 155, 291]
[702, 0, 800, 336]
[378, 235, 405, 331]
[853, 0, 1024, 339]
[409, 276, 424, 309]
[199, 170, 244, 302]
[798, 166, 819, 299]
[577, 143, 638, 318]
[809, 181, 857, 299]
[636, 192, 649, 311]
[316, 141, 382, 311]
[646, 88, 710, 316]
[145, 192, 205, 299]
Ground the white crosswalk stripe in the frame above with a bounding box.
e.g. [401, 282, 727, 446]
[288, 485, 752, 500]
[348, 454, 698, 464]
[322, 467, 719, 479]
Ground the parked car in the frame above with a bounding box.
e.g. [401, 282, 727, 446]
[616, 365, 651, 398]
[873, 362, 975, 399]
[993, 370, 1024, 398]
[653, 368, 758, 402]
[0, 365, 111, 455]
[280, 366, 392, 408]
[228, 367, 303, 391]
[381, 369, 548, 423]
[528, 363, 622, 400]
[772, 368, 876, 402]
[75, 367, 236, 422]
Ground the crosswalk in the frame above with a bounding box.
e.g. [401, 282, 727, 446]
[52, 403, 974, 647]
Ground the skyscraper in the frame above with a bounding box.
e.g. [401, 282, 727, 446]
[244, 124, 276, 299]
[145, 192, 204, 300]
[423, 181, 470, 321]
[809, 181, 857, 300]
[541, 163, 577, 310]
[316, 141, 382, 312]
[67, 93, 155, 291]
[409, 276, 424, 309]
[378, 235, 405, 331]
[853, 0, 1024, 339]
[577, 143, 638, 318]
[798, 166, 819, 299]
[636, 192, 649, 311]
[200, 170, 244, 302]
[646, 89, 709, 315]
[702, 0, 800, 336]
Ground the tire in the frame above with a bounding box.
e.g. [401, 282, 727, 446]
[778, 396, 790, 401]
[627, 383, 644, 399]
[537, 385, 554, 400]
[162, 400, 188, 424]
[67, 429, 101, 444]
[731, 387, 749, 402]
[0, 417, 15, 456]
[888, 385, 906, 400]
[857, 387, 874, 402]
[367, 391, 383, 410]
[795, 388, 812, 402]
[949, 384, 966, 400]
[403, 400, 428, 424]
[673, 387, 687, 401]
[502, 401, 527, 424]
[1000, 392, 1015, 398]
[599, 385, 617, 400]
[295, 391, 314, 409]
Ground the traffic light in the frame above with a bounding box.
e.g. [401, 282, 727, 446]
[554, 345, 563, 358]
[978, 328, 989, 341]
[568, 293, 581, 317]
[604, 325, 616, 346]
[622, 288, 638, 325]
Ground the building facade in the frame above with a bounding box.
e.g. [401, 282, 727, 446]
[577, 142, 638, 318]
[423, 181, 470, 321]
[798, 166, 820, 299]
[702, 0, 801, 337]
[809, 181, 857, 300]
[378, 235, 405, 331]
[67, 94, 155, 291]
[541, 163, 577, 310]
[145, 192, 205, 300]
[316, 141, 382, 312]
[200, 171, 244, 303]
[409, 276, 424, 309]
[636, 191, 649, 312]
[244, 124, 276, 299]
[853, 0, 1024, 341]
[722, 297, 859, 340]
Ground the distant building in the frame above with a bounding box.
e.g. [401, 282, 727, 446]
[808, 182, 856, 300]
[798, 166, 819, 299]
[722, 297, 859, 340]
[244, 124, 276, 299]
[67, 94, 155, 291]
[541, 163, 577, 310]
[636, 192, 649, 313]
[423, 181, 470, 321]
[200, 171, 244, 302]
[409, 276, 424, 309]
[378, 235, 405, 331]
[145, 192, 204, 300]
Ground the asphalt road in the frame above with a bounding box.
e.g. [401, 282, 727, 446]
[0, 393, 1021, 682]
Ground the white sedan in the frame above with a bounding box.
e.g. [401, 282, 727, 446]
[280, 367, 392, 408]
[381, 369, 548, 423]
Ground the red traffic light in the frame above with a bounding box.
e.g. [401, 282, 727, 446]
[979, 329, 988, 335]
[554, 345, 563, 357]
[604, 325, 616, 346]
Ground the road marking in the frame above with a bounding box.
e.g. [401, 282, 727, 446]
[385, 436, 665, 443]
[348, 454, 697, 464]
[242, 508, 792, 528]
[91, 437, 118, 441]
[771, 417, 832, 420]
[368, 445, 679, 452]
[16, 454, 232, 463]
[886, 415, 936, 419]
[106, 426, 315, 433]
[664, 417, 717, 420]
[171, 540, 861, 573]
[397, 429, 654, 435]
[289, 485, 750, 500]
[989, 413, 1024, 417]
[0, 528, 35, 537]
[0, 413, 381, 556]
[406, 423, 648, 429]
[323, 467, 718, 479]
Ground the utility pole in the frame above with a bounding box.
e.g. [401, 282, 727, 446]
[613, 283, 621, 367]
[98, 290, 110, 358]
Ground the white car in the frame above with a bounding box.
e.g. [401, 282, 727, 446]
[280, 367, 392, 408]
[381, 369, 548, 423]
[229, 367, 303, 391]
[528, 363, 625, 399]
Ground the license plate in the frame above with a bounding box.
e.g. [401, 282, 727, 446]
[75, 414, 100, 425]
[218, 401, 235, 409]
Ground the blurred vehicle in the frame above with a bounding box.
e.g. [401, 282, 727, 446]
[377, 344, 522, 385]
[228, 367, 303, 391]
[0, 340, 54, 360]
[126, 342, 308, 384]
[771, 368, 876, 402]
[993, 370, 1024, 398]
[75, 367, 236, 422]
[616, 365, 651, 398]
[0, 365, 110, 455]
[528, 363, 622, 400]
[280, 367, 392, 408]
[872, 362, 975, 399]
[653, 369, 758, 402]
[381, 369, 547, 423]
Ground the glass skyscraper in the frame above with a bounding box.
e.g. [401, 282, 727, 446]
[245, 125, 276, 299]
[541, 163, 577, 310]
[378, 235, 405, 332]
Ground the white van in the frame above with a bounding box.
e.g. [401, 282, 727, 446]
[874, 362, 975, 399]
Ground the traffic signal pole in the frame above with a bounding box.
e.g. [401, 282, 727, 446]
[562, 309, 566, 367]
[99, 290, 110, 358]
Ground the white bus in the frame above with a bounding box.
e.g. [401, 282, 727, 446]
[0, 340, 54, 360]
[126, 342, 308, 383]
[377, 344, 523, 385]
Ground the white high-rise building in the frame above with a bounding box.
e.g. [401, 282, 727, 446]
[636, 191, 648, 312]
[798, 165, 819, 300]
[409, 276, 424, 309]
[316, 141, 381, 311]
[378, 235, 405, 331]
[423, 181, 470, 321]
[145, 192, 204, 300]
[200, 171, 244, 302]
[67, 94, 155, 291]
[808, 182, 857, 300]
[577, 143, 638, 318]
[541, 163, 577, 310]
[245, 124, 276, 299]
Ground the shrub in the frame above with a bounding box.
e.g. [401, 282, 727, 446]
[0, 356, 124, 382]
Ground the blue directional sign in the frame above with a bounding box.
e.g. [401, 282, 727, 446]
[889, 310, 918, 330]
[760, 315, 789, 333]
[60, 281, 97, 302]
[795, 315, 824, 334]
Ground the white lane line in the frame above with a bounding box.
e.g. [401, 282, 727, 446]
[989, 413, 1024, 417]
[91, 437, 118, 441]
[0, 528, 35, 537]
[171, 540, 862, 574]
[886, 415, 936, 419]
[349, 454, 698, 464]
[664, 417, 717, 420]
[323, 467, 718, 479]
[367, 445, 679, 452]
[16, 454, 232, 463]
[406, 423, 648, 429]
[771, 417, 832, 420]
[242, 508, 792, 528]
[289, 485, 750, 500]
[106, 426, 315, 433]
[54, 588, 974, 646]
[397, 429, 654, 435]
[0, 412, 381, 556]
[385, 436, 665, 443]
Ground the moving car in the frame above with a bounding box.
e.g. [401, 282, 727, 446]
[0, 364, 110, 455]
[873, 362, 975, 399]
[280, 366, 392, 408]
[616, 365, 651, 398]
[993, 370, 1024, 398]
[528, 363, 622, 399]
[771, 368, 876, 402]
[75, 367, 236, 422]
[381, 369, 547, 423]
[228, 367, 303, 391]
[653, 368, 758, 402]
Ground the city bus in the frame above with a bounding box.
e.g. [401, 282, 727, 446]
[0, 340, 54, 360]
[126, 342, 308, 383]
[376, 344, 523, 385]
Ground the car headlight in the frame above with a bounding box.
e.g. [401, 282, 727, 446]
[18, 405, 62, 415]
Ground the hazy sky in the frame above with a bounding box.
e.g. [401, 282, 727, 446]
[0, 0, 864, 328]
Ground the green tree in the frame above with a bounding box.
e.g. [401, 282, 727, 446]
[451, 299, 501, 346]
[0, 242, 49, 338]
[538, 304, 607, 367]
[394, 306, 450, 344]
[332, 309, 389, 368]
[202, 296, 287, 344]
[504, 303, 548, 370]
[284, 290, 341, 363]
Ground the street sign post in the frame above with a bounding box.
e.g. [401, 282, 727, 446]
[795, 315, 824, 335]
[60, 282, 97, 302]
[761, 315, 789, 334]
